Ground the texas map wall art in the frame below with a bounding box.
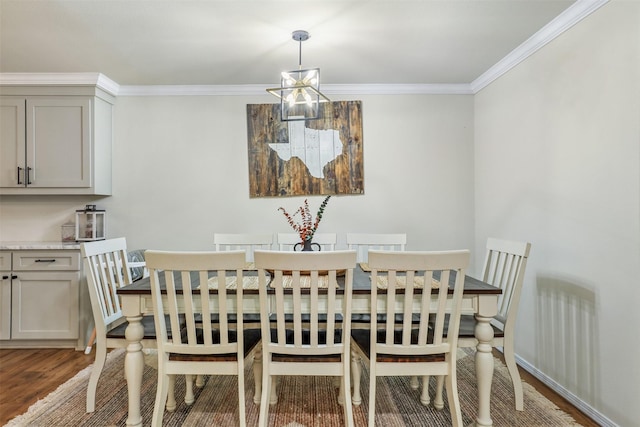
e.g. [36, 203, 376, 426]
[246, 100, 364, 197]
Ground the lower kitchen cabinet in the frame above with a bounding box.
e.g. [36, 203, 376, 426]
[0, 248, 83, 347]
[11, 271, 79, 339]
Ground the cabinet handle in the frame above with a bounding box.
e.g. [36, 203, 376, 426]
[26, 167, 32, 185]
[17, 167, 23, 185]
[1, 275, 8, 280]
[11, 275, 17, 279]
[35, 259, 56, 263]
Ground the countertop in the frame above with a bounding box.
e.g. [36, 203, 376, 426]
[0, 241, 81, 250]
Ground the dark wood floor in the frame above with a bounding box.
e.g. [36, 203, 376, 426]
[0, 348, 599, 426]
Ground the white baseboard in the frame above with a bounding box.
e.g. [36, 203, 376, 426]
[514, 353, 617, 427]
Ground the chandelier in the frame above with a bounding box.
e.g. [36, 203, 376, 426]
[266, 30, 330, 121]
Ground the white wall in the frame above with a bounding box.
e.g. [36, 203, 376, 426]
[474, 1, 640, 425]
[0, 93, 476, 257]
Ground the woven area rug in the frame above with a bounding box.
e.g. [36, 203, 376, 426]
[6, 348, 581, 426]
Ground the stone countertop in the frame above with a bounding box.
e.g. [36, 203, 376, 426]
[0, 241, 81, 250]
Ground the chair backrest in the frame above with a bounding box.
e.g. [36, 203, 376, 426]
[214, 233, 274, 262]
[254, 250, 357, 357]
[146, 250, 247, 357]
[276, 232, 337, 251]
[127, 249, 148, 281]
[80, 237, 133, 337]
[482, 238, 531, 328]
[368, 250, 469, 358]
[346, 233, 407, 262]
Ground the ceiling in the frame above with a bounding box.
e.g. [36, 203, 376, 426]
[0, 0, 578, 87]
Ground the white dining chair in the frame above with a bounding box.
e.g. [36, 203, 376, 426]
[146, 250, 262, 427]
[346, 233, 406, 263]
[348, 233, 407, 327]
[431, 237, 531, 411]
[80, 238, 192, 413]
[254, 249, 357, 427]
[350, 250, 469, 427]
[214, 233, 274, 262]
[276, 232, 337, 251]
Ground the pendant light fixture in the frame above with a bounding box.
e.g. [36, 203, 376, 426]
[266, 30, 330, 121]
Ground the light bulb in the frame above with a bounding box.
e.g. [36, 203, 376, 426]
[303, 91, 312, 106]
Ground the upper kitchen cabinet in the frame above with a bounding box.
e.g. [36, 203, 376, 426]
[0, 83, 114, 195]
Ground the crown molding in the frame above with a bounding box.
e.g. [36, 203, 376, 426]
[117, 83, 473, 96]
[470, 0, 609, 93]
[0, 72, 120, 96]
[323, 84, 473, 95]
[117, 84, 266, 96]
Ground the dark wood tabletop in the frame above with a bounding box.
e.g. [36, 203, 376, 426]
[117, 265, 501, 296]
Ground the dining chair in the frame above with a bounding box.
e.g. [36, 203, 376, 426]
[350, 250, 470, 427]
[346, 233, 407, 262]
[348, 233, 408, 328]
[84, 248, 149, 355]
[431, 238, 531, 411]
[146, 250, 262, 427]
[276, 232, 337, 251]
[81, 238, 191, 413]
[212, 232, 269, 383]
[214, 232, 274, 262]
[254, 249, 357, 427]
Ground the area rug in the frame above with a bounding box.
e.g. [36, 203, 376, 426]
[6, 348, 581, 426]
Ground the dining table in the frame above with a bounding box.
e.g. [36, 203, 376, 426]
[117, 263, 501, 427]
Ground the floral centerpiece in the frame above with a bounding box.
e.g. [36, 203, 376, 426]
[278, 195, 331, 243]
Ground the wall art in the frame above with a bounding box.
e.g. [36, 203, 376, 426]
[246, 100, 364, 197]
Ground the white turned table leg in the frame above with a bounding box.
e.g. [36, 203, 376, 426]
[124, 314, 144, 427]
[473, 312, 495, 427]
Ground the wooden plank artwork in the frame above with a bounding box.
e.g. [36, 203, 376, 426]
[246, 101, 364, 197]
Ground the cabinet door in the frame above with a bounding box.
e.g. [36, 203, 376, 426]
[0, 252, 12, 340]
[0, 97, 26, 188]
[11, 272, 80, 339]
[26, 97, 91, 188]
[0, 275, 11, 340]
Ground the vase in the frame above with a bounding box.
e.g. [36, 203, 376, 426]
[294, 240, 321, 252]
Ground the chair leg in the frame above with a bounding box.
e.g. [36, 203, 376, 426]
[196, 374, 205, 388]
[420, 375, 431, 406]
[351, 350, 362, 406]
[253, 348, 263, 404]
[434, 375, 445, 410]
[258, 368, 271, 427]
[338, 380, 345, 405]
[503, 343, 524, 410]
[238, 360, 247, 427]
[410, 375, 420, 390]
[368, 373, 376, 427]
[152, 372, 170, 427]
[166, 374, 176, 412]
[269, 376, 278, 404]
[342, 364, 355, 427]
[184, 374, 195, 405]
[86, 342, 107, 413]
[445, 371, 463, 427]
